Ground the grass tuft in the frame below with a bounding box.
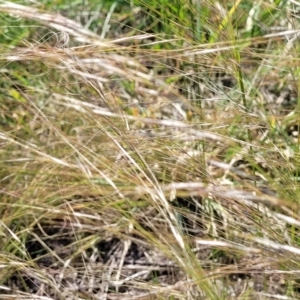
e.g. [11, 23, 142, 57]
[1, 0, 300, 299]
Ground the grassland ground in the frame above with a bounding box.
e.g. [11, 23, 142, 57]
[1, 1, 300, 299]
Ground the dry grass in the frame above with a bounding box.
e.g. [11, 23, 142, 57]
[1, 1, 300, 299]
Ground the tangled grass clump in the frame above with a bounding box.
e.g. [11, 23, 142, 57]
[1, 1, 300, 299]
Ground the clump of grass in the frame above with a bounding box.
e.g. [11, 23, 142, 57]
[0, 0, 300, 299]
